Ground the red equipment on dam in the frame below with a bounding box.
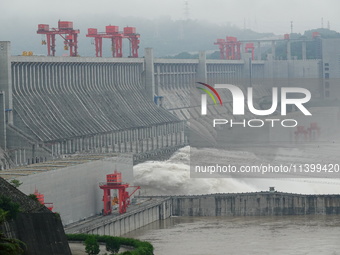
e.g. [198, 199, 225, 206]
[86, 26, 140, 58]
[99, 171, 140, 215]
[37, 21, 80, 57]
[37, 20, 140, 58]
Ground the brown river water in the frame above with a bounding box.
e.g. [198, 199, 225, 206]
[125, 215, 340, 255]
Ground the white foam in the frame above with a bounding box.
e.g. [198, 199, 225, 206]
[133, 146, 340, 195]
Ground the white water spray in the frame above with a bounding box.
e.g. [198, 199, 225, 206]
[134, 145, 340, 195]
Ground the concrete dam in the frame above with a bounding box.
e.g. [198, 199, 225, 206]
[2, 37, 335, 169]
[1, 37, 340, 246]
[65, 191, 340, 236]
[0, 42, 267, 168]
[1, 45, 189, 168]
[170, 192, 340, 216]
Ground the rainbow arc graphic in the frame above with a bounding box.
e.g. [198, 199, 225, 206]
[196, 82, 223, 115]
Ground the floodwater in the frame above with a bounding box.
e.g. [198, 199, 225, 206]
[131, 144, 340, 255]
[125, 215, 340, 255]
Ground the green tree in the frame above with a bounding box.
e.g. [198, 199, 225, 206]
[84, 235, 100, 255]
[9, 180, 22, 188]
[105, 237, 120, 254]
[0, 196, 20, 220]
[28, 194, 38, 202]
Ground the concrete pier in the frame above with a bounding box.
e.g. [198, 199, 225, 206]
[0, 42, 13, 124]
[65, 192, 340, 237]
[65, 198, 172, 236]
[173, 193, 340, 216]
[143, 192, 340, 217]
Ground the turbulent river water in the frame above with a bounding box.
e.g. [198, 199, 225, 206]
[134, 146, 340, 195]
[131, 145, 340, 254]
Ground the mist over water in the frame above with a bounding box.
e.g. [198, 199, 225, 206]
[134, 146, 340, 195]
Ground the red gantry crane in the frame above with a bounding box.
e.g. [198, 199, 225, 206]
[99, 171, 140, 215]
[214, 39, 226, 59]
[123, 27, 140, 58]
[214, 36, 242, 60]
[86, 26, 140, 58]
[245, 43, 255, 60]
[37, 20, 80, 57]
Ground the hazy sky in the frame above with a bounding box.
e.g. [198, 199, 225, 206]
[1, 0, 339, 35]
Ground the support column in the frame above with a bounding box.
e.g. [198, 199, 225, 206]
[144, 48, 155, 101]
[79, 138, 83, 152]
[257, 41, 261, 60]
[23, 149, 26, 165]
[287, 41, 291, 60]
[242, 53, 252, 87]
[19, 149, 22, 165]
[0, 92, 6, 149]
[196, 51, 207, 83]
[271, 41, 276, 60]
[118, 132, 121, 152]
[0, 41, 13, 124]
[156, 65, 161, 93]
[302, 41, 307, 60]
[161, 133, 164, 148]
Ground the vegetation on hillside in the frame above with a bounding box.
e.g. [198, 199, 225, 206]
[0, 196, 26, 255]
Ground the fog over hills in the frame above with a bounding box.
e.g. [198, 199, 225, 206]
[2, 16, 274, 57]
[2, 14, 340, 58]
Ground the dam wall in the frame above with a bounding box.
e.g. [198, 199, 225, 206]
[67, 192, 340, 237]
[170, 192, 340, 216]
[16, 155, 134, 225]
[66, 198, 172, 236]
[0, 41, 327, 169]
[154, 56, 268, 145]
[4, 49, 185, 167]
